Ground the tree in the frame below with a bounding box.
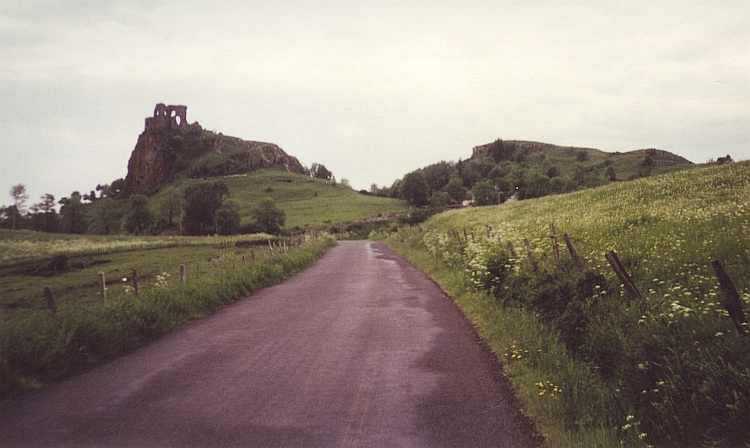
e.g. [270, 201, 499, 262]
[10, 184, 28, 230]
[59, 192, 88, 234]
[30, 194, 59, 232]
[443, 177, 468, 204]
[215, 199, 241, 235]
[605, 166, 617, 181]
[521, 171, 551, 199]
[422, 161, 457, 192]
[428, 191, 450, 212]
[124, 194, 154, 235]
[637, 156, 654, 178]
[251, 198, 285, 235]
[157, 187, 182, 226]
[471, 180, 496, 206]
[183, 182, 229, 235]
[88, 197, 121, 235]
[310, 163, 333, 180]
[400, 170, 430, 207]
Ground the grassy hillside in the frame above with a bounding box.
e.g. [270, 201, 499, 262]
[472, 141, 695, 179]
[381, 161, 749, 447]
[155, 169, 408, 231]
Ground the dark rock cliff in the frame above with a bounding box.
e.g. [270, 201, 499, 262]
[124, 104, 306, 196]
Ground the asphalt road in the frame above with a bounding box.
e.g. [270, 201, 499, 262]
[0, 241, 539, 447]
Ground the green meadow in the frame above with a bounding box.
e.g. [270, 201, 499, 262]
[0, 230, 336, 401]
[155, 169, 408, 230]
[380, 161, 750, 447]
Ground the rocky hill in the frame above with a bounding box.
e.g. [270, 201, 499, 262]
[124, 104, 306, 196]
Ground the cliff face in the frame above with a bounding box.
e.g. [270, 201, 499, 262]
[124, 105, 307, 196]
[124, 132, 178, 196]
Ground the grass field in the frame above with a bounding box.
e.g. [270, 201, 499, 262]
[380, 161, 750, 447]
[154, 169, 408, 230]
[0, 230, 336, 400]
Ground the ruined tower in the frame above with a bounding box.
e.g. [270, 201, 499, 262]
[144, 103, 201, 134]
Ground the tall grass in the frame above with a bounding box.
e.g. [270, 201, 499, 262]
[0, 236, 336, 401]
[379, 161, 750, 447]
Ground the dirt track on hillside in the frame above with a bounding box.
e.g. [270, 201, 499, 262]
[0, 241, 539, 447]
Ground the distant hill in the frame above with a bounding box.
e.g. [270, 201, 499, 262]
[385, 139, 697, 209]
[124, 104, 306, 196]
[470, 139, 694, 179]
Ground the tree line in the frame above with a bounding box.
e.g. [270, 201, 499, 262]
[1, 181, 285, 237]
[366, 139, 664, 220]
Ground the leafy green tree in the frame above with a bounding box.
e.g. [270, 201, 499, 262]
[89, 197, 122, 235]
[428, 190, 450, 212]
[443, 177, 468, 204]
[9, 184, 28, 230]
[30, 194, 59, 232]
[400, 170, 430, 207]
[638, 156, 654, 178]
[471, 180, 496, 206]
[310, 163, 333, 180]
[459, 160, 485, 188]
[215, 199, 241, 235]
[183, 181, 229, 235]
[251, 198, 286, 235]
[124, 194, 154, 235]
[422, 161, 457, 192]
[521, 171, 552, 199]
[487, 139, 507, 163]
[59, 192, 88, 234]
[157, 187, 183, 226]
[605, 166, 617, 181]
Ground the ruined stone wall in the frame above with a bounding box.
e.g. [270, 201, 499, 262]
[144, 103, 201, 134]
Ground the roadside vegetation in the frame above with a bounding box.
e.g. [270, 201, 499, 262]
[0, 232, 336, 401]
[379, 161, 750, 447]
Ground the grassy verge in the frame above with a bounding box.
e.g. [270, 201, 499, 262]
[382, 230, 625, 447]
[0, 235, 336, 401]
[378, 161, 750, 447]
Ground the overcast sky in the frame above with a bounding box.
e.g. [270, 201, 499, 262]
[1, 0, 748, 209]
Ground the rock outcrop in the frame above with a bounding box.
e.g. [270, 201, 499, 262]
[124, 104, 306, 196]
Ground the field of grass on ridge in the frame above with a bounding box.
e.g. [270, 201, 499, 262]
[381, 161, 750, 447]
[155, 169, 408, 230]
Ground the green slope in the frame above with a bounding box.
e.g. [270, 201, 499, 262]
[383, 161, 749, 447]
[156, 169, 408, 230]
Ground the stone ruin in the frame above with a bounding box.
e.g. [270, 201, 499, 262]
[144, 103, 202, 134]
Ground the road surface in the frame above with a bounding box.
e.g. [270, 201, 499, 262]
[0, 241, 539, 447]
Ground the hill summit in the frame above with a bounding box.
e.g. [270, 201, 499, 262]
[124, 104, 306, 196]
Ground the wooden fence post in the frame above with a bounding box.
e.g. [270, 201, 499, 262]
[485, 224, 492, 239]
[711, 260, 748, 336]
[44, 286, 58, 314]
[524, 238, 533, 258]
[132, 268, 140, 295]
[211, 259, 216, 276]
[196, 262, 201, 278]
[251, 250, 256, 261]
[507, 241, 517, 257]
[562, 233, 584, 270]
[180, 264, 186, 284]
[98, 271, 106, 304]
[605, 251, 642, 299]
[463, 229, 469, 244]
[549, 221, 560, 263]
